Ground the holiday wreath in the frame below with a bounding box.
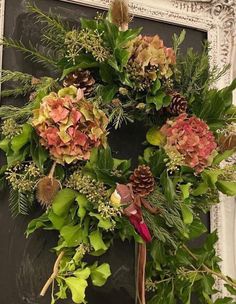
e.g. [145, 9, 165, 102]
[0, 1, 236, 303]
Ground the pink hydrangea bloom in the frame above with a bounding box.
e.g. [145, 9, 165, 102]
[161, 114, 217, 172]
[32, 87, 108, 164]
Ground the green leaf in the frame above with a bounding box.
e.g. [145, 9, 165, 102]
[60, 54, 99, 79]
[148, 149, 166, 177]
[90, 263, 111, 287]
[0, 138, 10, 153]
[146, 127, 165, 146]
[114, 48, 130, 69]
[181, 204, 193, 225]
[64, 277, 87, 304]
[192, 182, 208, 196]
[52, 188, 78, 216]
[202, 169, 221, 188]
[188, 218, 207, 239]
[160, 171, 176, 203]
[216, 180, 236, 196]
[48, 211, 67, 230]
[74, 267, 91, 280]
[89, 230, 108, 252]
[60, 224, 83, 247]
[76, 194, 89, 222]
[89, 212, 113, 230]
[146, 91, 166, 110]
[11, 123, 32, 152]
[99, 63, 116, 83]
[150, 79, 161, 95]
[224, 285, 236, 296]
[30, 131, 49, 171]
[179, 183, 191, 200]
[26, 213, 50, 237]
[116, 27, 142, 46]
[97, 84, 118, 103]
[212, 149, 235, 165]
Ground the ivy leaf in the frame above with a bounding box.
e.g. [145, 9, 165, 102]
[89, 212, 113, 230]
[11, 123, 32, 152]
[64, 277, 88, 304]
[90, 263, 111, 287]
[74, 267, 91, 280]
[60, 224, 83, 247]
[48, 211, 67, 230]
[76, 194, 89, 223]
[216, 180, 236, 196]
[52, 188, 78, 216]
[89, 230, 108, 252]
[26, 213, 50, 237]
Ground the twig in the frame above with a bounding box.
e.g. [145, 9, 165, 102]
[183, 245, 236, 289]
[40, 251, 64, 296]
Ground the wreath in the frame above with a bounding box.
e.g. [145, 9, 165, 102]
[1, 1, 236, 303]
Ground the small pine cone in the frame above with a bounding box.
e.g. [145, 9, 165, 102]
[130, 165, 155, 197]
[36, 176, 61, 207]
[63, 69, 95, 97]
[168, 92, 187, 115]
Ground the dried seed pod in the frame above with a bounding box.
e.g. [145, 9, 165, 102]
[36, 176, 61, 207]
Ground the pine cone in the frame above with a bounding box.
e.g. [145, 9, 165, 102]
[168, 92, 187, 115]
[130, 165, 155, 197]
[63, 70, 95, 97]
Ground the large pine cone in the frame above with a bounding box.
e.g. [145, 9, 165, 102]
[130, 165, 155, 197]
[168, 92, 187, 115]
[63, 70, 95, 97]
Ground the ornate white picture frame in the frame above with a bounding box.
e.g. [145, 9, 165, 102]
[0, 0, 235, 298]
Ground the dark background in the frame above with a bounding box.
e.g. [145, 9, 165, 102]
[0, 1, 208, 303]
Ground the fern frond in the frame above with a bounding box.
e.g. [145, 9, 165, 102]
[9, 188, 33, 217]
[1, 37, 59, 68]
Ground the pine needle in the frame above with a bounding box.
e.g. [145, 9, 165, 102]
[26, 3, 68, 56]
[109, 105, 133, 129]
[1, 37, 59, 68]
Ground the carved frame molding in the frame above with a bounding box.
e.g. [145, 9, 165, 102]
[0, 0, 235, 297]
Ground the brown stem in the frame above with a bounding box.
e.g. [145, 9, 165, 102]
[48, 161, 57, 178]
[183, 245, 236, 289]
[40, 251, 64, 297]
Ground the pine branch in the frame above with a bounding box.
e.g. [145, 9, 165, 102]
[0, 70, 32, 84]
[9, 188, 33, 217]
[26, 3, 68, 55]
[1, 37, 59, 68]
[109, 106, 133, 129]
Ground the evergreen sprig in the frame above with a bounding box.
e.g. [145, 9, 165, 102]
[26, 3, 68, 57]
[1, 37, 59, 68]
